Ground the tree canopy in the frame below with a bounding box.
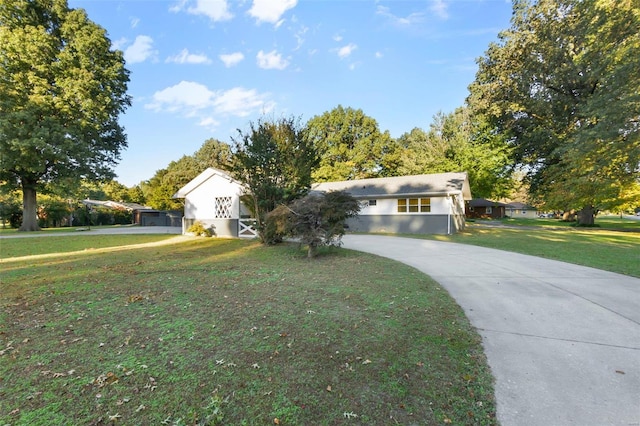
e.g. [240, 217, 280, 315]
[267, 190, 360, 258]
[468, 0, 640, 222]
[229, 116, 318, 243]
[306, 105, 401, 182]
[143, 138, 231, 210]
[0, 0, 131, 230]
[397, 107, 513, 199]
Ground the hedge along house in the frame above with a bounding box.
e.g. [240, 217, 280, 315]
[172, 168, 257, 238]
[312, 172, 472, 235]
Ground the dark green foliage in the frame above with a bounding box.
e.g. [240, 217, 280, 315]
[0, 0, 131, 230]
[267, 190, 360, 257]
[468, 0, 640, 220]
[229, 116, 318, 244]
[0, 191, 22, 228]
[306, 105, 402, 182]
[397, 107, 513, 199]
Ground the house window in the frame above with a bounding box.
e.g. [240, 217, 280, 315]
[368, 200, 377, 206]
[486, 206, 493, 214]
[214, 196, 232, 218]
[397, 198, 431, 213]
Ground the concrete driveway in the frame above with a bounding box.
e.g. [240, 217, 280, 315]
[0, 225, 182, 238]
[342, 235, 640, 426]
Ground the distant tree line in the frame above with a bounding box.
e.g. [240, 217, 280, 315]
[2, 0, 638, 232]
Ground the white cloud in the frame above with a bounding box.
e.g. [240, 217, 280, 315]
[248, 0, 297, 25]
[166, 49, 212, 64]
[213, 87, 274, 117]
[256, 50, 289, 70]
[375, 51, 383, 59]
[112, 37, 128, 51]
[124, 35, 157, 64]
[333, 34, 343, 42]
[430, 0, 449, 20]
[146, 81, 215, 113]
[130, 17, 140, 29]
[335, 43, 357, 59]
[219, 52, 245, 67]
[199, 117, 220, 128]
[293, 25, 308, 50]
[376, 5, 425, 26]
[145, 81, 274, 128]
[170, 0, 233, 22]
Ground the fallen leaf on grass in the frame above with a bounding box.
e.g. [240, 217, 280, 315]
[343, 411, 358, 419]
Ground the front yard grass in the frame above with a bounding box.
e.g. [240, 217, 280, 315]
[0, 237, 496, 425]
[0, 234, 177, 258]
[429, 225, 640, 277]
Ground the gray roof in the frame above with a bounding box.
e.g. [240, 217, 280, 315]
[468, 198, 508, 207]
[311, 172, 471, 200]
[506, 202, 537, 210]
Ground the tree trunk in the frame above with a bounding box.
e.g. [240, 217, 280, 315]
[19, 180, 41, 231]
[307, 244, 317, 258]
[577, 205, 595, 226]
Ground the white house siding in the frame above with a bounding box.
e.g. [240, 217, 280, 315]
[182, 173, 243, 237]
[347, 195, 466, 234]
[505, 208, 538, 219]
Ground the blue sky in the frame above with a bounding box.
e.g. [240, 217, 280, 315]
[68, 0, 513, 186]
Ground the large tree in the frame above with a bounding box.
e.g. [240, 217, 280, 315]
[0, 0, 131, 231]
[229, 116, 318, 244]
[468, 0, 640, 224]
[306, 105, 401, 182]
[144, 139, 232, 210]
[397, 107, 513, 198]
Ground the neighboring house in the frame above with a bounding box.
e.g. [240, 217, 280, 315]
[172, 168, 257, 238]
[312, 172, 472, 235]
[466, 198, 507, 219]
[81, 199, 180, 226]
[505, 202, 539, 219]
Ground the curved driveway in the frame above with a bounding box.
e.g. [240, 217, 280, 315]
[342, 234, 640, 426]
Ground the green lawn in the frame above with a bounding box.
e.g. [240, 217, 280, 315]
[428, 223, 640, 277]
[0, 234, 177, 258]
[0, 236, 496, 425]
[495, 215, 640, 231]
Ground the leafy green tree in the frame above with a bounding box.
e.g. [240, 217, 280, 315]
[193, 138, 233, 172]
[102, 180, 131, 202]
[0, 0, 131, 231]
[306, 105, 401, 182]
[0, 190, 22, 228]
[468, 0, 640, 224]
[229, 116, 318, 244]
[126, 185, 146, 205]
[397, 108, 513, 198]
[144, 167, 185, 211]
[267, 190, 360, 258]
[37, 194, 69, 228]
[144, 139, 232, 210]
